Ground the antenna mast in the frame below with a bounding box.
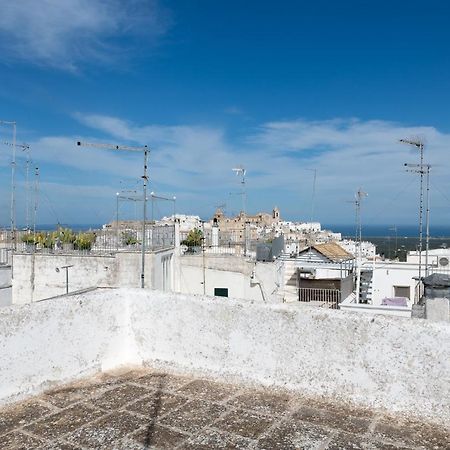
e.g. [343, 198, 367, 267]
[232, 165, 247, 256]
[0, 121, 17, 247]
[349, 188, 367, 261]
[33, 167, 40, 242]
[77, 141, 149, 288]
[4, 141, 31, 230]
[400, 137, 425, 301]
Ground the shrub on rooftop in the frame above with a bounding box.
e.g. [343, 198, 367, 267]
[21, 234, 36, 245]
[54, 227, 76, 244]
[182, 228, 203, 247]
[74, 232, 96, 251]
[35, 232, 53, 249]
[122, 232, 139, 246]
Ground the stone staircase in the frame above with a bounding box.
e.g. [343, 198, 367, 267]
[359, 270, 373, 304]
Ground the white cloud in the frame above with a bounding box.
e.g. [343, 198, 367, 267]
[4, 114, 450, 225]
[72, 114, 450, 224]
[0, 0, 169, 70]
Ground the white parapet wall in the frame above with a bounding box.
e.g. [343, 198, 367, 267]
[12, 250, 174, 304]
[0, 289, 140, 404]
[0, 288, 449, 427]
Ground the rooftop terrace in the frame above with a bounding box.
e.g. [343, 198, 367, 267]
[2, 367, 449, 449]
[1, 289, 449, 449]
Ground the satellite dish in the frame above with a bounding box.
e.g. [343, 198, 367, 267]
[439, 257, 449, 267]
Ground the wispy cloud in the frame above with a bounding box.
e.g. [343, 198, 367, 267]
[71, 114, 450, 223]
[4, 114, 450, 225]
[224, 106, 244, 115]
[0, 0, 170, 71]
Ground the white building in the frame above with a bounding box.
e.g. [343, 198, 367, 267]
[340, 239, 377, 259]
[159, 214, 202, 232]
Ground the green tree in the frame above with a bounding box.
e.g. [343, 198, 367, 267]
[182, 228, 203, 247]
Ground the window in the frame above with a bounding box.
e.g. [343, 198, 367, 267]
[394, 286, 410, 299]
[214, 288, 228, 298]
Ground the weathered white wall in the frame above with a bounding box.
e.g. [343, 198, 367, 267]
[340, 302, 412, 317]
[179, 254, 280, 302]
[130, 290, 450, 426]
[12, 251, 174, 304]
[368, 262, 417, 306]
[0, 266, 12, 307]
[0, 290, 138, 404]
[1, 288, 449, 427]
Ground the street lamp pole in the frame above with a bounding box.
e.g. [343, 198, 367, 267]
[56, 265, 74, 294]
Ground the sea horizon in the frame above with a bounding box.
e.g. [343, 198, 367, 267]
[2, 222, 449, 238]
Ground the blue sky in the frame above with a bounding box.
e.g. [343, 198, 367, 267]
[1, 0, 450, 228]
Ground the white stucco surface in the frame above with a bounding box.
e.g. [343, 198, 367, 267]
[0, 290, 139, 404]
[0, 265, 12, 307]
[340, 302, 412, 317]
[1, 288, 449, 427]
[12, 250, 174, 304]
[179, 254, 281, 302]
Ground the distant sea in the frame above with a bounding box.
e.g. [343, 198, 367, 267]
[324, 224, 450, 238]
[0, 224, 104, 232]
[6, 223, 450, 238]
[325, 224, 450, 259]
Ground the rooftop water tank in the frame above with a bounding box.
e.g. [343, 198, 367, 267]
[422, 273, 450, 300]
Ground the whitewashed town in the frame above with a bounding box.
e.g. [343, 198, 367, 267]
[0, 2, 449, 449]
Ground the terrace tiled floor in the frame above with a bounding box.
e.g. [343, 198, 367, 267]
[0, 368, 448, 450]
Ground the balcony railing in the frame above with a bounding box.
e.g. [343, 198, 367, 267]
[298, 287, 340, 309]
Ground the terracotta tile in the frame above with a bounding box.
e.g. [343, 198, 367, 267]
[126, 391, 189, 419]
[159, 399, 227, 434]
[257, 419, 330, 450]
[373, 419, 450, 450]
[0, 401, 54, 436]
[293, 405, 371, 435]
[128, 424, 189, 449]
[1, 431, 47, 450]
[181, 427, 255, 450]
[23, 403, 105, 440]
[228, 389, 292, 416]
[66, 410, 148, 447]
[43, 382, 109, 409]
[134, 372, 192, 392]
[177, 379, 238, 402]
[91, 383, 151, 411]
[214, 407, 276, 439]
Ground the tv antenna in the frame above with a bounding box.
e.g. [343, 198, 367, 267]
[400, 137, 426, 299]
[0, 120, 17, 247]
[232, 165, 246, 217]
[232, 165, 247, 255]
[347, 188, 368, 261]
[405, 161, 431, 277]
[77, 140, 149, 288]
[4, 141, 31, 230]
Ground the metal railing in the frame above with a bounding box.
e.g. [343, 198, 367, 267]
[298, 287, 340, 309]
[11, 225, 175, 256]
[180, 228, 276, 257]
